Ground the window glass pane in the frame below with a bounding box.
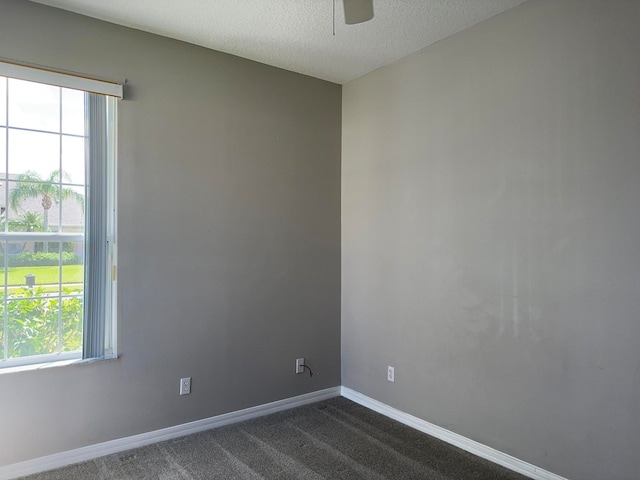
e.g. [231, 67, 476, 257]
[62, 241, 84, 296]
[8, 78, 60, 132]
[7, 298, 60, 358]
[60, 185, 84, 229]
[61, 295, 82, 352]
[42, 183, 62, 232]
[0, 126, 6, 176]
[4, 190, 23, 231]
[6, 181, 58, 232]
[7, 209, 44, 234]
[12, 266, 61, 295]
[2, 242, 84, 359]
[0, 298, 4, 360]
[61, 88, 84, 136]
[8, 129, 60, 181]
[0, 77, 6, 127]
[61, 135, 85, 185]
[0, 238, 25, 257]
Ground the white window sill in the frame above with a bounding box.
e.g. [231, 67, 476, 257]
[0, 354, 118, 375]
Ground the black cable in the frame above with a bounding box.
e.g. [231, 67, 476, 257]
[333, 0, 336, 36]
[301, 364, 314, 377]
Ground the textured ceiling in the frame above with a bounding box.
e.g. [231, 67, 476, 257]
[30, 0, 527, 84]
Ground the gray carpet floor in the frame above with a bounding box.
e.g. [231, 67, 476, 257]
[21, 397, 530, 480]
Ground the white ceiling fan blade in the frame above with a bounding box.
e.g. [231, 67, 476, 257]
[343, 0, 374, 25]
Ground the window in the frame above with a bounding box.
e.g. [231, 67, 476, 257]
[0, 62, 121, 368]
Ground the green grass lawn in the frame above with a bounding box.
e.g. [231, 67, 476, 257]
[6, 265, 84, 286]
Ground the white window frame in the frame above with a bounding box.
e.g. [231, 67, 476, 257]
[0, 61, 121, 368]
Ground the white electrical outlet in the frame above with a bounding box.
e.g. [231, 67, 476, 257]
[180, 377, 191, 395]
[296, 358, 305, 374]
[387, 366, 395, 383]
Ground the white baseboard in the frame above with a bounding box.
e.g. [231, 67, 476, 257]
[341, 387, 567, 480]
[0, 386, 568, 480]
[0, 387, 341, 480]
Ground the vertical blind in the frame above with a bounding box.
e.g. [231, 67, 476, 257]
[83, 93, 109, 359]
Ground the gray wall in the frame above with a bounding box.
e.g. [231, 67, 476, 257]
[0, 0, 341, 465]
[342, 1, 640, 479]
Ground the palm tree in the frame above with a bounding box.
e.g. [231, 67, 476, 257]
[10, 211, 44, 232]
[9, 170, 84, 252]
